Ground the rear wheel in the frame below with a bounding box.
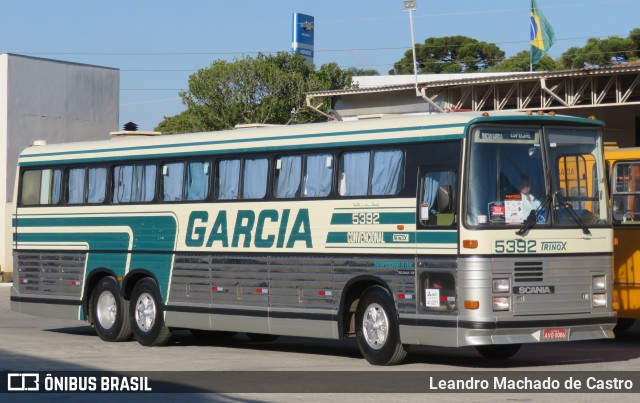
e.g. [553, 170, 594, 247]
[130, 278, 171, 346]
[475, 344, 521, 359]
[355, 286, 407, 365]
[90, 276, 132, 342]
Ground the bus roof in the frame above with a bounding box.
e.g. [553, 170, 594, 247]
[18, 111, 603, 167]
[605, 146, 640, 161]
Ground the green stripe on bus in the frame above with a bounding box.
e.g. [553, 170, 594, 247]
[15, 216, 176, 251]
[416, 231, 458, 244]
[15, 215, 177, 301]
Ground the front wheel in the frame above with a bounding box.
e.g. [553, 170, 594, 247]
[355, 286, 407, 365]
[475, 344, 521, 359]
[130, 278, 171, 346]
[90, 276, 132, 342]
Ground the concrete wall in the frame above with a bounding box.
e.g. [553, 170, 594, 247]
[0, 54, 119, 274]
[0, 55, 7, 279]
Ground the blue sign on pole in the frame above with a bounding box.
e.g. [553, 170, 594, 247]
[291, 13, 314, 66]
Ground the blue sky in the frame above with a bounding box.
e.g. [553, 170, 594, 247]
[2, 0, 640, 131]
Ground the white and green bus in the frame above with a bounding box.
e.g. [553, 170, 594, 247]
[11, 111, 615, 365]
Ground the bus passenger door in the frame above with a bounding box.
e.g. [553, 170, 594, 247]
[611, 160, 640, 319]
[415, 166, 459, 318]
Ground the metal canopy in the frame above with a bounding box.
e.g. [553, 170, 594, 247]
[306, 65, 640, 119]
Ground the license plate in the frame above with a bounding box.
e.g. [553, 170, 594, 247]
[542, 328, 568, 341]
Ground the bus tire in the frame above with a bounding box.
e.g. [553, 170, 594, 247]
[475, 344, 521, 359]
[130, 278, 171, 346]
[246, 333, 279, 343]
[355, 286, 407, 366]
[90, 276, 132, 342]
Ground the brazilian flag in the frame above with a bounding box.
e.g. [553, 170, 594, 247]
[530, 0, 556, 65]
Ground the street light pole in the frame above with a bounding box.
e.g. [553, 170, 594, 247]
[403, 0, 419, 96]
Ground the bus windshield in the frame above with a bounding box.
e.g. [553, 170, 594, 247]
[466, 125, 609, 227]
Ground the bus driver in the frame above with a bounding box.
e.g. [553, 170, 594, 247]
[520, 175, 541, 218]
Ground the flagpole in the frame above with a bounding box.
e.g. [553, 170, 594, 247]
[529, 0, 533, 72]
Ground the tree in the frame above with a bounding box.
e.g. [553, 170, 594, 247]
[390, 36, 505, 74]
[630, 28, 640, 57]
[487, 50, 561, 72]
[347, 67, 380, 76]
[560, 36, 636, 69]
[155, 109, 209, 135]
[155, 52, 355, 133]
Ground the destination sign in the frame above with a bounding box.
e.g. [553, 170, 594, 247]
[474, 128, 539, 144]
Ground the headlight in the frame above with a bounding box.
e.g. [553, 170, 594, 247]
[592, 275, 606, 291]
[492, 278, 510, 293]
[492, 296, 511, 311]
[592, 293, 607, 307]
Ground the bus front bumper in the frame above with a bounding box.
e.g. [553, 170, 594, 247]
[401, 314, 616, 347]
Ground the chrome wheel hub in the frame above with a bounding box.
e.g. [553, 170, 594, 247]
[96, 290, 117, 329]
[362, 303, 389, 350]
[135, 292, 156, 332]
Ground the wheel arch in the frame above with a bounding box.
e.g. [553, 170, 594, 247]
[83, 268, 119, 322]
[122, 269, 159, 302]
[337, 275, 394, 339]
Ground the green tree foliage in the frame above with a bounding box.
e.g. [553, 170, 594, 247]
[155, 52, 354, 134]
[391, 36, 505, 74]
[630, 28, 640, 57]
[347, 67, 380, 76]
[487, 50, 561, 72]
[559, 36, 636, 69]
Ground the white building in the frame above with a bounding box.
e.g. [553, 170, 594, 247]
[0, 54, 119, 279]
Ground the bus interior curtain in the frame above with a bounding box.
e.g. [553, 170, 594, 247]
[341, 151, 370, 196]
[276, 156, 302, 198]
[372, 150, 403, 195]
[304, 154, 332, 197]
[218, 159, 240, 200]
[243, 158, 268, 199]
[186, 161, 209, 201]
[163, 162, 184, 201]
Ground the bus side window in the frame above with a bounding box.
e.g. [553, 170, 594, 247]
[185, 161, 210, 201]
[339, 151, 370, 196]
[162, 162, 185, 201]
[302, 154, 332, 197]
[21, 168, 62, 206]
[241, 158, 268, 199]
[113, 164, 157, 204]
[338, 149, 404, 196]
[274, 155, 302, 198]
[420, 170, 456, 226]
[67, 168, 86, 204]
[87, 167, 107, 204]
[420, 272, 456, 313]
[371, 150, 404, 195]
[217, 159, 241, 200]
[612, 162, 640, 223]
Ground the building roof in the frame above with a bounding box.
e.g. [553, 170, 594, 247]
[306, 64, 640, 119]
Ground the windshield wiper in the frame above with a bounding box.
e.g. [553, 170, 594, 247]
[554, 191, 592, 236]
[516, 194, 551, 236]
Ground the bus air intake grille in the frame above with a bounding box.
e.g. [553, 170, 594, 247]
[16, 252, 86, 297]
[513, 261, 544, 283]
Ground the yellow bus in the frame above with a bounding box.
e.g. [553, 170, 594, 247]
[11, 111, 614, 365]
[606, 146, 640, 332]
